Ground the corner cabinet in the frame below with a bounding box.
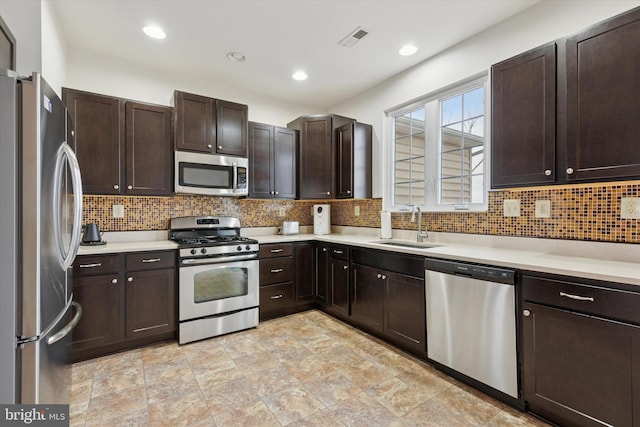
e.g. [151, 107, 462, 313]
[63, 88, 172, 196]
[173, 90, 248, 157]
[521, 274, 640, 427]
[249, 122, 297, 199]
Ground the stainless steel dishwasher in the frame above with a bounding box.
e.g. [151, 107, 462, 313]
[425, 258, 518, 399]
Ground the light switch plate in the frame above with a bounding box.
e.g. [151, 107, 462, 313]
[621, 197, 640, 219]
[278, 207, 286, 217]
[535, 200, 551, 218]
[112, 204, 125, 218]
[503, 199, 520, 217]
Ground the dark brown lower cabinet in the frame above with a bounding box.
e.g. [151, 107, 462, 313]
[522, 275, 640, 427]
[384, 271, 426, 358]
[294, 242, 315, 303]
[125, 268, 175, 340]
[315, 244, 329, 304]
[328, 256, 350, 320]
[351, 264, 384, 333]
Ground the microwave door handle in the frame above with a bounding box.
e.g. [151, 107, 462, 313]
[232, 163, 238, 191]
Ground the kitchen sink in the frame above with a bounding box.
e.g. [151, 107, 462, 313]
[374, 240, 441, 250]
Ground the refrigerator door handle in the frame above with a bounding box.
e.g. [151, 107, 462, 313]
[53, 143, 83, 270]
[46, 301, 82, 345]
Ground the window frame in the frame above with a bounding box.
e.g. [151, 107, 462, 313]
[383, 72, 490, 213]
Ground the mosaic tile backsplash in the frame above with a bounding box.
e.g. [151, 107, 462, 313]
[83, 181, 639, 244]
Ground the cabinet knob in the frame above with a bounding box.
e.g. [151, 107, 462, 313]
[127, 185, 133, 190]
[326, 192, 331, 196]
[207, 144, 212, 149]
[113, 184, 119, 190]
[322, 248, 327, 252]
[71, 130, 75, 137]
[275, 191, 279, 195]
[127, 277, 133, 282]
[544, 169, 552, 176]
[377, 273, 382, 279]
[343, 265, 348, 270]
[523, 309, 531, 317]
[218, 145, 223, 150]
[382, 275, 387, 280]
[347, 190, 351, 194]
[270, 191, 274, 195]
[566, 167, 574, 175]
[111, 278, 118, 284]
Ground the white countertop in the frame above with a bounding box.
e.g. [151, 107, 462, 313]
[77, 228, 640, 287]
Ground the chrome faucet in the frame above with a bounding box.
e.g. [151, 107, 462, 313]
[411, 206, 428, 243]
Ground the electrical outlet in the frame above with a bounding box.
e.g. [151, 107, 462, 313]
[354, 205, 360, 216]
[112, 204, 125, 218]
[535, 200, 551, 218]
[278, 207, 286, 217]
[621, 197, 640, 219]
[503, 199, 520, 217]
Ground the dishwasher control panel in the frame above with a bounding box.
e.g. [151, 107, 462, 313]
[425, 258, 515, 284]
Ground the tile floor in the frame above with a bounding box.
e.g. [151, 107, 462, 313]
[70, 310, 549, 427]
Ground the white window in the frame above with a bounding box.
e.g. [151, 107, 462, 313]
[386, 74, 488, 212]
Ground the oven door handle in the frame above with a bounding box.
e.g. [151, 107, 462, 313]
[181, 253, 258, 265]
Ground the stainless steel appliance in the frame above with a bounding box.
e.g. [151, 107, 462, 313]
[170, 216, 259, 344]
[0, 70, 84, 404]
[425, 258, 518, 401]
[174, 150, 248, 196]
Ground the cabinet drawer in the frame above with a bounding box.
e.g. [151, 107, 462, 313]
[259, 243, 294, 258]
[73, 254, 119, 277]
[329, 245, 349, 261]
[260, 283, 295, 313]
[259, 257, 294, 285]
[125, 251, 176, 271]
[523, 275, 640, 325]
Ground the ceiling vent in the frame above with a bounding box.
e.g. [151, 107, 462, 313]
[338, 26, 371, 48]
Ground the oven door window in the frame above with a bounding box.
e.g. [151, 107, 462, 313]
[193, 267, 248, 303]
[179, 162, 233, 189]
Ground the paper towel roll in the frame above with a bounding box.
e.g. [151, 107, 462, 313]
[380, 211, 392, 239]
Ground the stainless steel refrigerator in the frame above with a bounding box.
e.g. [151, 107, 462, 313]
[0, 69, 83, 404]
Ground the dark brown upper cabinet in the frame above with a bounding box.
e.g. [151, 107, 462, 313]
[565, 7, 640, 182]
[491, 6, 640, 188]
[491, 43, 556, 188]
[63, 88, 172, 196]
[248, 122, 297, 199]
[287, 114, 354, 199]
[173, 90, 248, 157]
[336, 121, 372, 199]
[0, 15, 16, 71]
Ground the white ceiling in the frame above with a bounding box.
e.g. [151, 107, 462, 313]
[50, 0, 542, 109]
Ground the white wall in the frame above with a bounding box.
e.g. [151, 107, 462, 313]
[64, 47, 317, 127]
[41, 0, 67, 96]
[329, 0, 640, 198]
[0, 0, 41, 76]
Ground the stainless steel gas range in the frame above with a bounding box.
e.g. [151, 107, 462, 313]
[169, 216, 259, 344]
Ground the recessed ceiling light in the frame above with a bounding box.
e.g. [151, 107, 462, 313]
[292, 71, 308, 81]
[398, 44, 418, 56]
[143, 25, 166, 39]
[226, 52, 246, 62]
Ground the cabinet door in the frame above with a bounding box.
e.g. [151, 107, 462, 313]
[294, 242, 315, 303]
[216, 100, 248, 157]
[491, 43, 556, 188]
[566, 8, 640, 182]
[63, 89, 123, 194]
[248, 122, 273, 198]
[125, 102, 172, 195]
[298, 116, 334, 199]
[0, 16, 15, 70]
[384, 272, 426, 357]
[71, 274, 121, 352]
[273, 127, 297, 199]
[351, 264, 383, 333]
[125, 268, 175, 340]
[329, 258, 350, 317]
[522, 302, 640, 427]
[336, 123, 354, 198]
[174, 91, 215, 152]
[315, 244, 329, 304]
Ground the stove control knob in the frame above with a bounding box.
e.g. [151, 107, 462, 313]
[201, 248, 207, 254]
[245, 245, 251, 251]
[237, 245, 242, 251]
[190, 248, 197, 255]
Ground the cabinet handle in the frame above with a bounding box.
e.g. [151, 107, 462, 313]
[333, 250, 343, 254]
[271, 294, 283, 299]
[566, 167, 574, 175]
[127, 185, 133, 190]
[127, 277, 133, 282]
[79, 263, 102, 268]
[142, 258, 161, 263]
[343, 265, 348, 270]
[111, 278, 118, 284]
[559, 291, 594, 302]
[270, 268, 284, 273]
[544, 169, 552, 176]
[113, 184, 119, 190]
[207, 144, 212, 149]
[270, 248, 284, 253]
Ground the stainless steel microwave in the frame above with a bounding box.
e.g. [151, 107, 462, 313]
[175, 151, 248, 196]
